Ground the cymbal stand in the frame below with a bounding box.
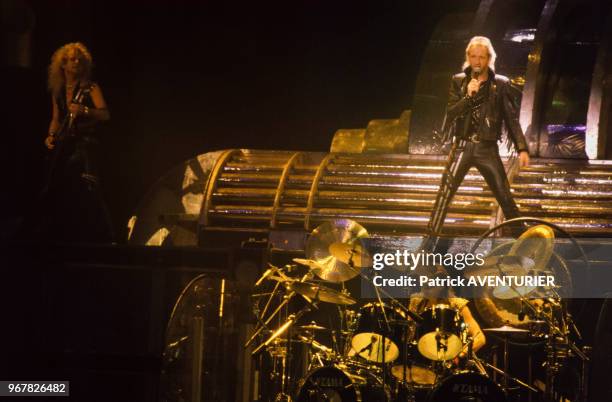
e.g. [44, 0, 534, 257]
[472, 333, 538, 394]
[369, 268, 390, 391]
[246, 264, 287, 348]
[490, 255, 590, 400]
[252, 287, 320, 356]
[246, 268, 315, 348]
[256, 294, 320, 402]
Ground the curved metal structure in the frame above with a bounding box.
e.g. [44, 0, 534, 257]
[128, 149, 612, 247]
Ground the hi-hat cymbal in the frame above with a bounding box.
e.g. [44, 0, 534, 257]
[298, 322, 329, 331]
[289, 281, 356, 305]
[483, 325, 530, 334]
[305, 219, 370, 283]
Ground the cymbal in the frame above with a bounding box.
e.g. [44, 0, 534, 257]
[299, 322, 328, 331]
[483, 325, 530, 334]
[328, 242, 369, 268]
[289, 281, 356, 305]
[471, 225, 573, 339]
[467, 255, 536, 276]
[293, 258, 326, 270]
[466, 255, 548, 300]
[305, 219, 370, 283]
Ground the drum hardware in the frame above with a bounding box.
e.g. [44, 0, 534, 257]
[254, 278, 342, 356]
[469, 224, 574, 341]
[248, 219, 592, 402]
[508, 288, 588, 401]
[288, 281, 356, 305]
[246, 264, 299, 348]
[247, 265, 330, 350]
[483, 325, 539, 395]
[483, 324, 532, 396]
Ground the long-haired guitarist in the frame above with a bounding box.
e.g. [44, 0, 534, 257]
[42, 42, 113, 241]
[45, 42, 109, 150]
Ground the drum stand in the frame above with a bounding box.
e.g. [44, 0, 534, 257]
[248, 265, 322, 401]
[479, 338, 539, 395]
[488, 254, 590, 401]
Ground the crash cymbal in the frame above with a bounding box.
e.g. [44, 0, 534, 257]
[483, 325, 530, 334]
[305, 219, 370, 283]
[289, 281, 356, 305]
[328, 242, 369, 268]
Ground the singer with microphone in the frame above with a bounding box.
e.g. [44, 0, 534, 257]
[425, 36, 530, 248]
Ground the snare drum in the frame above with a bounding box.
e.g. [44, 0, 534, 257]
[351, 303, 407, 363]
[416, 304, 463, 361]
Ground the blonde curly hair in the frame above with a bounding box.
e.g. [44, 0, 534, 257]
[47, 42, 93, 98]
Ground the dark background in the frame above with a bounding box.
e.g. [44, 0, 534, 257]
[4, 0, 479, 241]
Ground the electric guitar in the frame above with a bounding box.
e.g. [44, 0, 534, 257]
[41, 85, 86, 195]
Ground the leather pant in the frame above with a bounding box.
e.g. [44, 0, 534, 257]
[448, 140, 520, 220]
[425, 140, 521, 252]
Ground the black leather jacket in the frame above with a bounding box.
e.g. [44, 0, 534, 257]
[443, 67, 528, 152]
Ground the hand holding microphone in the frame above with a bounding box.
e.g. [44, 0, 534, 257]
[467, 68, 482, 97]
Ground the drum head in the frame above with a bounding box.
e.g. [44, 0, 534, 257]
[427, 372, 507, 402]
[391, 363, 437, 386]
[351, 303, 407, 363]
[417, 332, 462, 361]
[351, 333, 399, 363]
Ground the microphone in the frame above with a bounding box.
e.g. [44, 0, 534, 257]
[469, 68, 482, 97]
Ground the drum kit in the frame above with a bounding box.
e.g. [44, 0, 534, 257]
[247, 220, 589, 402]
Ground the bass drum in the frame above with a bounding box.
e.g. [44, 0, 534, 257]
[295, 365, 389, 402]
[426, 372, 507, 402]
